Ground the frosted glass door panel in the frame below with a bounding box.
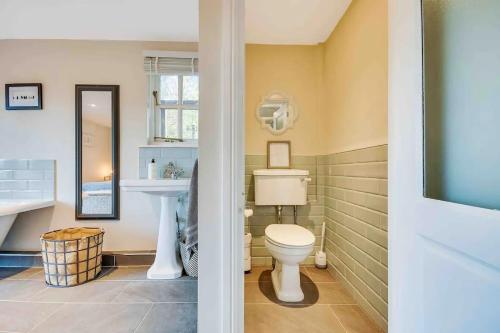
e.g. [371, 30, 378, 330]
[423, 0, 500, 210]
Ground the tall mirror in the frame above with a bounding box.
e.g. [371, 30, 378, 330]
[76, 85, 119, 220]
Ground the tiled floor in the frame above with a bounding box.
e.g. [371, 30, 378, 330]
[0, 266, 197, 333]
[0, 265, 379, 333]
[245, 266, 382, 333]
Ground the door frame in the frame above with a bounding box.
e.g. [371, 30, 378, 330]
[198, 0, 245, 332]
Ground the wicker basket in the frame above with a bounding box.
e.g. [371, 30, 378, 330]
[40, 227, 105, 287]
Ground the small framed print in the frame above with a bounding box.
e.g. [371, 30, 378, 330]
[5, 83, 43, 110]
[267, 141, 291, 169]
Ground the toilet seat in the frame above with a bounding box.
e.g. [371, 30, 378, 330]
[265, 224, 315, 248]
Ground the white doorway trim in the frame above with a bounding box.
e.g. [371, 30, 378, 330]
[198, 0, 245, 332]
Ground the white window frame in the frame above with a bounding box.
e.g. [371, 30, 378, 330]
[154, 74, 199, 143]
[144, 50, 199, 147]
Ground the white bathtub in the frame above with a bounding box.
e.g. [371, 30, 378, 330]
[0, 200, 55, 246]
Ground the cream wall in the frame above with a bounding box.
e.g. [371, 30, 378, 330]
[245, 44, 325, 156]
[322, 0, 388, 153]
[0, 40, 197, 251]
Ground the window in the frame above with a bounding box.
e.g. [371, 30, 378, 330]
[144, 54, 199, 144]
[155, 74, 199, 141]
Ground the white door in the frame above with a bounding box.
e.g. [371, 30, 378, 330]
[389, 1, 500, 332]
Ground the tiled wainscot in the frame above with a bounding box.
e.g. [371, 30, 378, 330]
[138, 147, 198, 179]
[320, 145, 388, 331]
[0, 160, 55, 200]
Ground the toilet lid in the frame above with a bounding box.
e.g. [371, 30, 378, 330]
[265, 224, 315, 247]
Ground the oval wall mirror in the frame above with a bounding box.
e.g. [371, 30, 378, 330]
[256, 92, 298, 135]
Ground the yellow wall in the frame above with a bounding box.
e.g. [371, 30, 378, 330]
[322, 0, 388, 153]
[245, 44, 324, 155]
[245, 0, 388, 155]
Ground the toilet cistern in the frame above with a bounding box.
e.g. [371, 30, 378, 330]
[253, 169, 311, 224]
[253, 169, 311, 206]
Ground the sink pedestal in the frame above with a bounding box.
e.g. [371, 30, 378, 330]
[120, 179, 190, 280]
[147, 196, 183, 279]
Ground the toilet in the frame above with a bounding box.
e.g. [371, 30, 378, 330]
[253, 168, 315, 302]
[265, 223, 315, 302]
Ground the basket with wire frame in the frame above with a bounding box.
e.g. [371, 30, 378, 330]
[40, 227, 105, 287]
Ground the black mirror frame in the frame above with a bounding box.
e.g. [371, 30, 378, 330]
[75, 84, 120, 220]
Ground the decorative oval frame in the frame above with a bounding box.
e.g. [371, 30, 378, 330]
[255, 91, 298, 135]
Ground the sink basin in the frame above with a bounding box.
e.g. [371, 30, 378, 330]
[120, 179, 190, 195]
[120, 178, 191, 279]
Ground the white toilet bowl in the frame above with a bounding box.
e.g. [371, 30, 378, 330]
[265, 224, 315, 302]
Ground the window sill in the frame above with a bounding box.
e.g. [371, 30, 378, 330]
[139, 142, 198, 148]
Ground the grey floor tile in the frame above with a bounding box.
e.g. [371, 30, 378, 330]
[0, 280, 47, 301]
[99, 266, 149, 281]
[136, 303, 197, 333]
[31, 303, 151, 333]
[30, 281, 128, 303]
[113, 280, 197, 303]
[0, 301, 62, 332]
[98, 266, 197, 282]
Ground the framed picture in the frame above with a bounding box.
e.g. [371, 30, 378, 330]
[267, 141, 291, 169]
[5, 83, 43, 110]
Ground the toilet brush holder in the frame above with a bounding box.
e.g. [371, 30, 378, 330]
[315, 251, 327, 269]
[315, 221, 327, 269]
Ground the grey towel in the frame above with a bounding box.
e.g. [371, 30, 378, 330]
[184, 159, 198, 249]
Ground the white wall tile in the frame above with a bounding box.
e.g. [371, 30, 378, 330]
[28, 180, 53, 191]
[0, 160, 29, 170]
[0, 180, 28, 191]
[28, 160, 55, 170]
[0, 159, 55, 200]
[12, 190, 42, 200]
[13, 170, 45, 180]
[0, 191, 13, 199]
[138, 147, 198, 179]
[0, 170, 13, 180]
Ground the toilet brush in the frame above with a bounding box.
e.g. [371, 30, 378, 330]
[315, 222, 327, 269]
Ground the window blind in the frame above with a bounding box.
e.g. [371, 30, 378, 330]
[144, 56, 198, 75]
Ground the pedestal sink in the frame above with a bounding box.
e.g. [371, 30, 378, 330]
[120, 179, 190, 279]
